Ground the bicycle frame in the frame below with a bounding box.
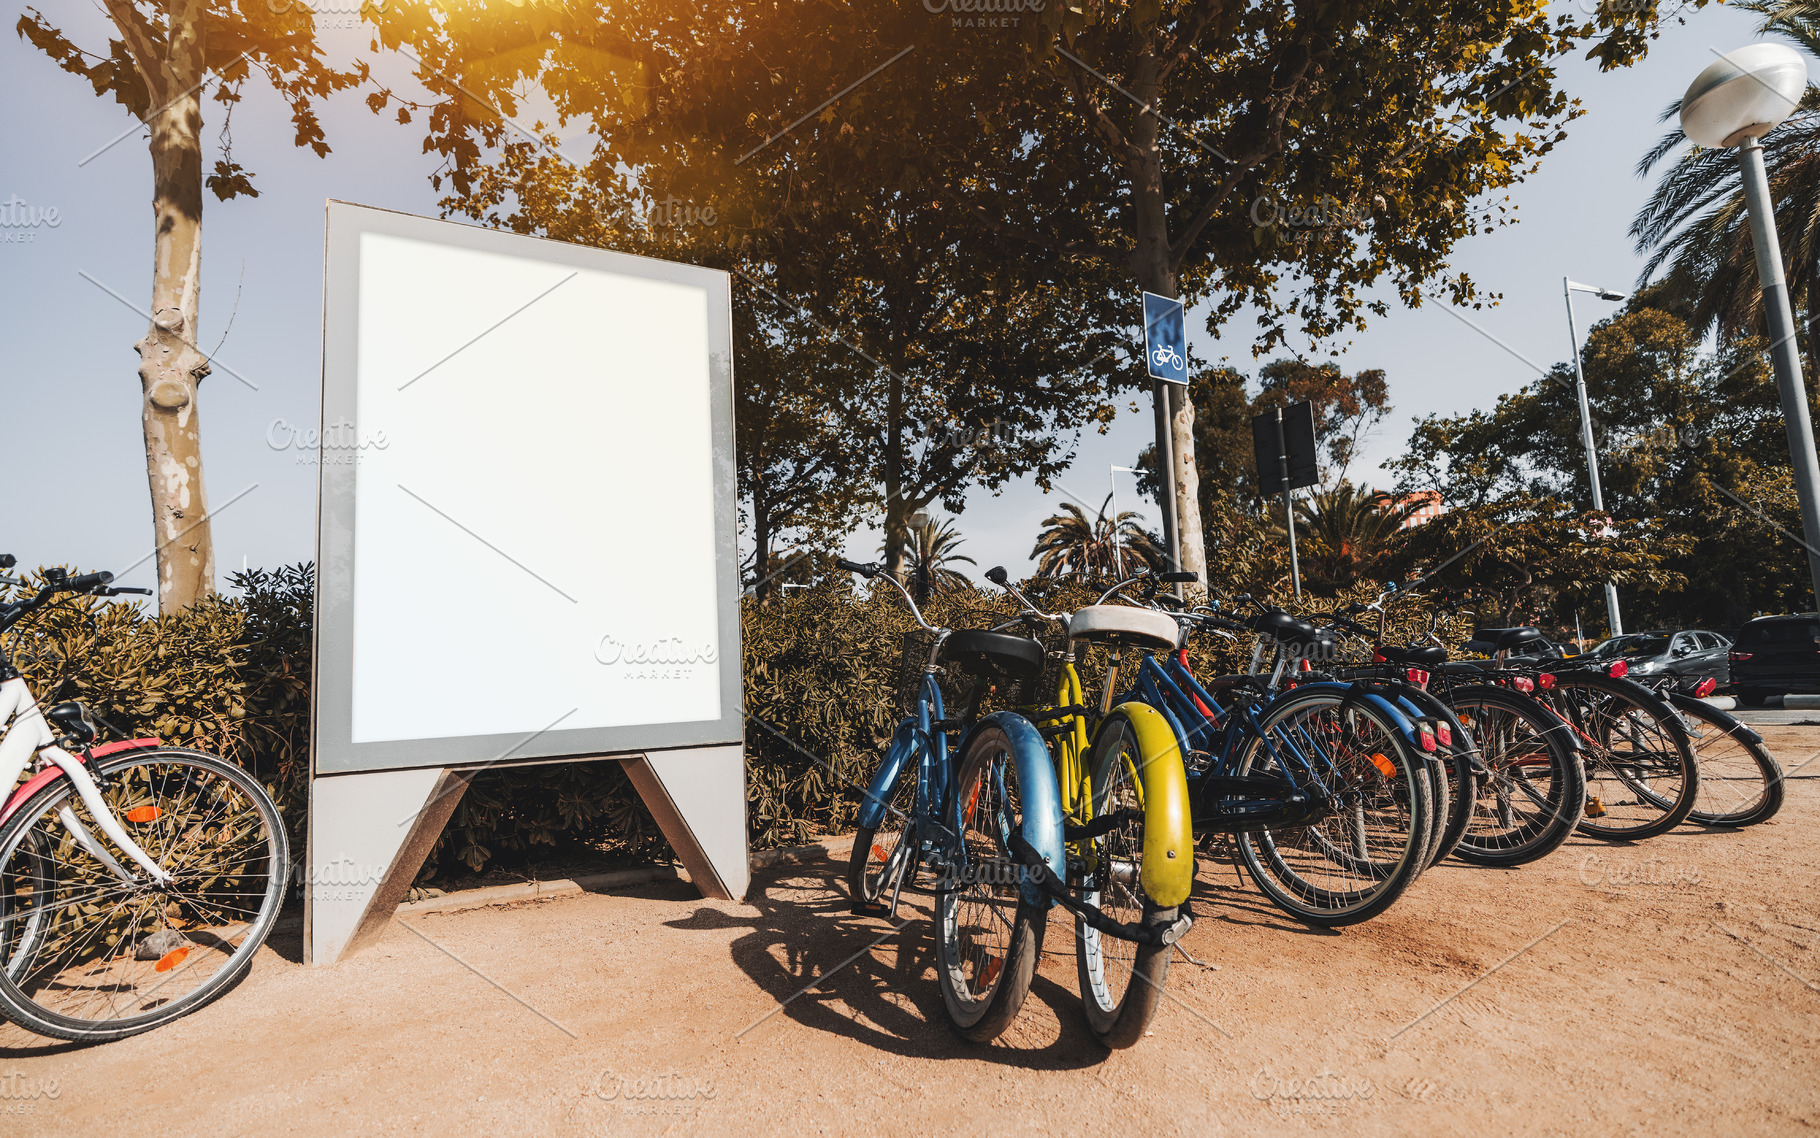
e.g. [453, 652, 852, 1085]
[855, 672, 1065, 908]
[0, 676, 171, 885]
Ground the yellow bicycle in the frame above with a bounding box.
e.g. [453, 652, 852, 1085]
[985, 568, 1195, 1048]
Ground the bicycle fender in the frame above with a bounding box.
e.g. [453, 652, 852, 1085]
[857, 721, 919, 830]
[960, 712, 1065, 908]
[1105, 701, 1195, 909]
[1293, 682, 1428, 750]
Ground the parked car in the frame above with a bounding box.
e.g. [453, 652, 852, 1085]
[1729, 614, 1820, 705]
[1581, 629, 1732, 691]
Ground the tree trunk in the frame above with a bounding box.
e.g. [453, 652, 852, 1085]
[1124, 48, 1208, 596]
[135, 0, 215, 612]
[751, 491, 773, 604]
[882, 356, 908, 579]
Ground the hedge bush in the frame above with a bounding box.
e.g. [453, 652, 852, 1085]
[2, 565, 1474, 877]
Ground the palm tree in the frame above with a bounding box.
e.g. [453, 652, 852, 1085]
[896, 517, 976, 602]
[1631, 0, 1820, 357]
[1292, 484, 1424, 591]
[1030, 494, 1162, 581]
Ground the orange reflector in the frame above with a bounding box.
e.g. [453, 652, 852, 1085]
[125, 805, 161, 823]
[154, 946, 190, 973]
[981, 955, 1003, 987]
[1368, 753, 1397, 778]
[871, 844, 889, 863]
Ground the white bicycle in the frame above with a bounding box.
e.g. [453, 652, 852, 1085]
[0, 557, 287, 1041]
[1149, 343, 1183, 371]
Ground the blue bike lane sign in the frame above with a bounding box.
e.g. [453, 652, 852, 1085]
[1143, 291, 1188, 385]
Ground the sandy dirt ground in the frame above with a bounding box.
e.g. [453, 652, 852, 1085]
[6, 727, 1820, 1137]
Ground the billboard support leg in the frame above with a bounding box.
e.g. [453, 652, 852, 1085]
[622, 744, 749, 903]
[306, 766, 471, 966]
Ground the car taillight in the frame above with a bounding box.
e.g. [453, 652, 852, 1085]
[1729, 650, 1754, 663]
[1538, 673, 1556, 690]
[1511, 676, 1535, 693]
[1608, 660, 1629, 678]
[1406, 667, 1429, 686]
[1693, 677, 1718, 698]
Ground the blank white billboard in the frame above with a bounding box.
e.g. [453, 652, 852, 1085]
[313, 203, 741, 774]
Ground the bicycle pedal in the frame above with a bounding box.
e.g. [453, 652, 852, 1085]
[1584, 796, 1607, 819]
[850, 901, 891, 919]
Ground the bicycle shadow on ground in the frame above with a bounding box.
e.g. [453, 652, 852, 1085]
[664, 851, 1107, 1069]
[1186, 849, 1345, 937]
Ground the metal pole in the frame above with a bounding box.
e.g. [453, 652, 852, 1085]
[1738, 136, 1820, 608]
[1154, 379, 1181, 574]
[1109, 465, 1122, 578]
[1564, 277, 1624, 636]
[1276, 408, 1302, 598]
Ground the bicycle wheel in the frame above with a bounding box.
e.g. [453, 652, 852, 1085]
[937, 724, 1047, 1042]
[1074, 711, 1175, 1049]
[1234, 691, 1431, 926]
[1669, 693, 1785, 827]
[1550, 674, 1698, 840]
[0, 747, 288, 1042]
[1444, 686, 1585, 867]
[848, 758, 921, 914]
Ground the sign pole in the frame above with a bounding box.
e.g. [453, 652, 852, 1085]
[1275, 408, 1302, 598]
[1155, 379, 1181, 574]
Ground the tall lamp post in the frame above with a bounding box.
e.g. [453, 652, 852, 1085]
[1110, 464, 1143, 577]
[1564, 278, 1629, 636]
[1682, 44, 1820, 607]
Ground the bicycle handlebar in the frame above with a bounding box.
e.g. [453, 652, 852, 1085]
[834, 559, 943, 633]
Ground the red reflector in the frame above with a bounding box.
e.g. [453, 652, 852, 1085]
[1418, 726, 1437, 752]
[1299, 659, 1312, 672]
[1406, 668, 1429, 686]
[1371, 649, 1387, 663]
[1694, 678, 1718, 699]
[1608, 660, 1629, 678]
[1435, 722, 1452, 747]
[1512, 676, 1535, 693]
[1538, 673, 1556, 690]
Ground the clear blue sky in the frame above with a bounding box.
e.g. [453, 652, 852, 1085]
[0, 2, 1774, 591]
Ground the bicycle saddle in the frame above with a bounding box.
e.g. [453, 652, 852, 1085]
[1249, 609, 1323, 647]
[1376, 644, 1449, 668]
[45, 701, 100, 744]
[1463, 627, 1543, 654]
[942, 629, 1044, 680]
[1067, 605, 1181, 652]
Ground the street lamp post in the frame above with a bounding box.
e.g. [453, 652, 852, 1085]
[1110, 464, 1143, 577]
[1564, 277, 1628, 636]
[1682, 44, 1820, 607]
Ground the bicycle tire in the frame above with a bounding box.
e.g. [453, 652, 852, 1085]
[1234, 690, 1431, 926]
[1442, 685, 1585, 867]
[1073, 711, 1174, 1049]
[848, 758, 922, 913]
[0, 747, 288, 1042]
[1668, 693, 1785, 827]
[937, 724, 1047, 1042]
[1550, 674, 1698, 840]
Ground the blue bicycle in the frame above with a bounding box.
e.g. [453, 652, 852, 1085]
[835, 559, 1064, 1042]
